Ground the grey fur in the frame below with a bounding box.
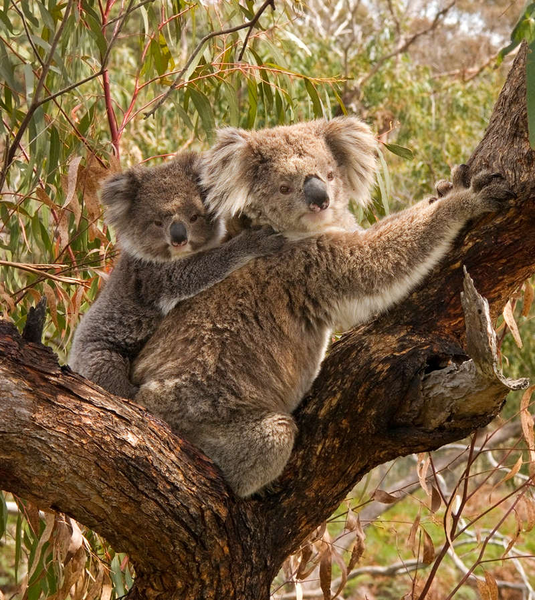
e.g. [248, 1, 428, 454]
[69, 152, 284, 399]
[131, 119, 514, 497]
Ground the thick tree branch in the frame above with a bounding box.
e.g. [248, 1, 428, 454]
[0, 44, 534, 600]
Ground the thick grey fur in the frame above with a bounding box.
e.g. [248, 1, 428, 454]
[132, 119, 515, 498]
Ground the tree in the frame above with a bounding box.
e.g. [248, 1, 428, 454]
[1, 37, 535, 600]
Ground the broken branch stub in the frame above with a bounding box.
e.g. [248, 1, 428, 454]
[398, 269, 529, 431]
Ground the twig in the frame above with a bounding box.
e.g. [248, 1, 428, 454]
[237, 0, 275, 61]
[144, 0, 277, 119]
[106, 0, 156, 26]
[357, 1, 456, 89]
[0, 260, 85, 285]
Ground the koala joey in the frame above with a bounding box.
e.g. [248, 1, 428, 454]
[69, 152, 284, 399]
[131, 118, 515, 497]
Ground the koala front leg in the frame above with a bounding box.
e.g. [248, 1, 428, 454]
[155, 226, 285, 314]
[73, 348, 139, 399]
[326, 167, 515, 329]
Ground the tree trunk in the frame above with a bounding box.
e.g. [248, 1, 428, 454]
[1, 46, 534, 599]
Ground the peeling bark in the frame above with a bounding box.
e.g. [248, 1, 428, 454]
[0, 46, 534, 599]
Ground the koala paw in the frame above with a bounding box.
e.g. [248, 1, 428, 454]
[238, 226, 285, 256]
[448, 164, 516, 217]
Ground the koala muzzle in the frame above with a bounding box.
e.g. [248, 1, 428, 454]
[169, 221, 188, 247]
[304, 176, 330, 212]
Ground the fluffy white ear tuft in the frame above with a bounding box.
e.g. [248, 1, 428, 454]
[200, 128, 253, 218]
[100, 170, 139, 228]
[321, 117, 377, 209]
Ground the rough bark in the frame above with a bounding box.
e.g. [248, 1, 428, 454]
[1, 46, 534, 599]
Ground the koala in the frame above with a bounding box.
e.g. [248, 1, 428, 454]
[68, 152, 284, 399]
[131, 118, 514, 497]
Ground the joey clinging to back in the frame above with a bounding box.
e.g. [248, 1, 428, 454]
[69, 152, 284, 400]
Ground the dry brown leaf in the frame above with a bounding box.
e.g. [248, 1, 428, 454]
[407, 510, 421, 555]
[489, 455, 523, 501]
[518, 494, 535, 532]
[61, 156, 82, 210]
[520, 386, 535, 476]
[430, 486, 441, 513]
[522, 281, 534, 317]
[501, 526, 520, 559]
[372, 489, 398, 504]
[347, 514, 366, 572]
[16, 498, 41, 536]
[35, 187, 58, 209]
[0, 283, 15, 314]
[345, 509, 358, 532]
[421, 527, 435, 564]
[476, 578, 491, 600]
[319, 546, 332, 600]
[296, 544, 314, 580]
[85, 563, 104, 600]
[483, 571, 499, 600]
[100, 573, 113, 600]
[55, 208, 70, 250]
[65, 518, 84, 564]
[503, 300, 523, 348]
[331, 547, 348, 599]
[27, 512, 56, 582]
[42, 282, 58, 328]
[417, 453, 431, 497]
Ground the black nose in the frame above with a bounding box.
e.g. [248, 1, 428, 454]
[304, 175, 330, 212]
[169, 221, 187, 246]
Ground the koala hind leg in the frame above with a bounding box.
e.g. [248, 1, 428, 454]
[198, 411, 297, 498]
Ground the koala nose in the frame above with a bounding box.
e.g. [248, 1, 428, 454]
[304, 175, 330, 212]
[169, 221, 188, 247]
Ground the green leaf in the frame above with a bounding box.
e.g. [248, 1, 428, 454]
[21, 0, 40, 28]
[189, 87, 215, 142]
[384, 143, 414, 160]
[222, 81, 240, 127]
[0, 7, 13, 32]
[37, 3, 56, 32]
[84, 12, 107, 58]
[527, 39, 535, 148]
[0, 492, 7, 538]
[304, 78, 323, 118]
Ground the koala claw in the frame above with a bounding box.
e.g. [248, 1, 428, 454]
[244, 226, 285, 255]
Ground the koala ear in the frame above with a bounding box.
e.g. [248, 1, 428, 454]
[200, 128, 253, 218]
[100, 170, 140, 228]
[321, 117, 377, 209]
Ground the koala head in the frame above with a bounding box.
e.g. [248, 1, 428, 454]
[200, 117, 377, 237]
[100, 152, 224, 262]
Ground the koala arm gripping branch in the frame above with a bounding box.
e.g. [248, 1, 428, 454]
[151, 227, 284, 315]
[313, 169, 515, 331]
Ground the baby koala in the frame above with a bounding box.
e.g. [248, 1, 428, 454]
[69, 152, 283, 399]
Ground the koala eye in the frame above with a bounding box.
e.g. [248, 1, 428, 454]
[154, 219, 163, 227]
[190, 214, 199, 223]
[327, 171, 334, 181]
[279, 185, 291, 195]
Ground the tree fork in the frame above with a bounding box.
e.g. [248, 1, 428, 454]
[0, 46, 534, 599]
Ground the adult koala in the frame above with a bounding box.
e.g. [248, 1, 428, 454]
[132, 118, 514, 497]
